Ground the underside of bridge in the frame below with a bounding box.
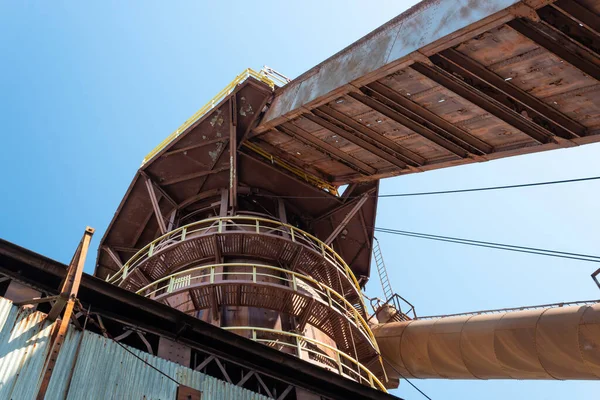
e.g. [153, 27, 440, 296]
[94, 0, 600, 394]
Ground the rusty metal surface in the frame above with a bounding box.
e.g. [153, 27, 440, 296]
[260, 0, 526, 126]
[372, 302, 600, 383]
[0, 296, 270, 400]
[95, 79, 377, 281]
[251, 0, 600, 187]
[0, 240, 401, 400]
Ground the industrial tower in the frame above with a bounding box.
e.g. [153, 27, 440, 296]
[0, 0, 599, 399]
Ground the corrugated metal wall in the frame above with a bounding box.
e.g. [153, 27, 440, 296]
[0, 297, 271, 399]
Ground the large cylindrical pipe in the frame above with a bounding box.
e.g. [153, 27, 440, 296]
[372, 303, 600, 384]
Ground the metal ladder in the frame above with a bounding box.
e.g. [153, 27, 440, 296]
[373, 237, 394, 302]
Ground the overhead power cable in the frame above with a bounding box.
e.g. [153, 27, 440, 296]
[374, 227, 600, 264]
[255, 175, 600, 199]
[381, 356, 432, 400]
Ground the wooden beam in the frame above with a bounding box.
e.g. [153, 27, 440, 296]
[436, 48, 585, 138]
[410, 61, 553, 144]
[507, 18, 600, 81]
[304, 112, 409, 169]
[277, 124, 376, 175]
[316, 104, 426, 166]
[161, 166, 229, 186]
[365, 81, 495, 154]
[144, 176, 167, 235]
[325, 193, 369, 245]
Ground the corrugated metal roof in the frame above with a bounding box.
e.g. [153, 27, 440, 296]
[0, 297, 271, 400]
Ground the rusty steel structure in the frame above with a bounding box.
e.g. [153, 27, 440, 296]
[82, 0, 600, 395]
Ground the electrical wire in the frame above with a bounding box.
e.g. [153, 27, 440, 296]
[381, 356, 432, 400]
[374, 227, 600, 264]
[255, 175, 600, 199]
[80, 306, 181, 385]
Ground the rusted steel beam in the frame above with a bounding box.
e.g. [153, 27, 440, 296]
[552, 0, 600, 35]
[161, 138, 227, 158]
[540, 2, 600, 49]
[410, 61, 553, 144]
[161, 165, 230, 186]
[314, 188, 375, 223]
[230, 98, 238, 211]
[37, 227, 94, 400]
[304, 112, 408, 169]
[47, 227, 94, 321]
[110, 246, 140, 254]
[349, 90, 468, 158]
[276, 124, 376, 175]
[316, 104, 426, 167]
[144, 176, 168, 235]
[140, 171, 178, 208]
[355, 85, 487, 157]
[366, 81, 496, 155]
[507, 18, 600, 81]
[325, 193, 370, 245]
[437, 48, 585, 138]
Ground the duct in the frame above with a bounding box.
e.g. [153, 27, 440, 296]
[372, 303, 600, 384]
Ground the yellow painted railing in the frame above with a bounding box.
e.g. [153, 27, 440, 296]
[224, 326, 386, 391]
[142, 68, 275, 165]
[242, 142, 339, 195]
[108, 216, 364, 301]
[135, 262, 378, 349]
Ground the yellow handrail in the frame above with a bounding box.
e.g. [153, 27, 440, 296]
[223, 326, 386, 391]
[242, 142, 339, 196]
[109, 216, 364, 296]
[135, 262, 378, 348]
[142, 68, 275, 165]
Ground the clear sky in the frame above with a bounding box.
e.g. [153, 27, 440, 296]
[1, 1, 599, 399]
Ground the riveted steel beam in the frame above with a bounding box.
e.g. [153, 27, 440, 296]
[436, 48, 585, 138]
[304, 112, 408, 170]
[277, 124, 377, 175]
[411, 61, 553, 144]
[365, 81, 494, 155]
[316, 104, 426, 167]
[507, 18, 600, 81]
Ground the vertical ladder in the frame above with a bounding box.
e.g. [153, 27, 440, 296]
[373, 237, 394, 302]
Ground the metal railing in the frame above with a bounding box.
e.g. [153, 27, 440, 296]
[142, 68, 275, 165]
[223, 327, 386, 392]
[417, 299, 600, 320]
[135, 263, 378, 349]
[242, 142, 339, 195]
[108, 216, 364, 299]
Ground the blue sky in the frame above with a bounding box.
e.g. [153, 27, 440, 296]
[1, 1, 599, 399]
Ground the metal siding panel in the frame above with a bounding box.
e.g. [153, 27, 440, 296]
[0, 297, 271, 400]
[0, 299, 54, 400]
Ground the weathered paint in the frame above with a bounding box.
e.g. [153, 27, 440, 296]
[0, 297, 270, 400]
[260, 0, 533, 127]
